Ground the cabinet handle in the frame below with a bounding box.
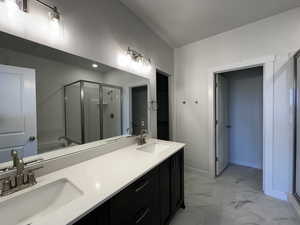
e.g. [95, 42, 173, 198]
[135, 180, 149, 192]
[136, 208, 150, 224]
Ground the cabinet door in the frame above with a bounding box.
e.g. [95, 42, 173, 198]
[110, 169, 159, 225]
[159, 158, 171, 225]
[171, 150, 184, 213]
[73, 202, 109, 225]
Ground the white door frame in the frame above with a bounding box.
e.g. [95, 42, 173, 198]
[208, 55, 275, 197]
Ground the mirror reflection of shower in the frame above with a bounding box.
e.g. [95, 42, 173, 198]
[102, 86, 122, 139]
[64, 80, 122, 145]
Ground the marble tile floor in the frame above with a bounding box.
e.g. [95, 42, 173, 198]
[171, 165, 300, 225]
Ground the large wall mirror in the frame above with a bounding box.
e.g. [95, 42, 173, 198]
[0, 32, 150, 164]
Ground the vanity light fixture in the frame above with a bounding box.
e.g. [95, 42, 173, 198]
[13, 0, 27, 12]
[127, 47, 151, 68]
[119, 47, 152, 73]
[7, 0, 61, 21]
[35, 0, 60, 22]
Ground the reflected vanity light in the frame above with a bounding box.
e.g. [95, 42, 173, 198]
[118, 47, 152, 73]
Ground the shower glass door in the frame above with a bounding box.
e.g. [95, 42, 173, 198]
[83, 82, 101, 142]
[65, 82, 82, 144]
[65, 81, 122, 144]
[102, 85, 122, 139]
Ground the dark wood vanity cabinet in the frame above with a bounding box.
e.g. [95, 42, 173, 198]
[73, 149, 184, 225]
[159, 158, 171, 225]
[171, 149, 185, 213]
[110, 167, 160, 225]
[160, 149, 185, 225]
[73, 202, 110, 225]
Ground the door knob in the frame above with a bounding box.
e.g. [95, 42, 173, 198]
[28, 136, 36, 142]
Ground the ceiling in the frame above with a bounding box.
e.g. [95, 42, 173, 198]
[0, 31, 114, 73]
[120, 0, 300, 47]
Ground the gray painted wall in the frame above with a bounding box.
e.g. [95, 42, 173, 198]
[224, 68, 263, 169]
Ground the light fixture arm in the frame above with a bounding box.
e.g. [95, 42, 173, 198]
[11, 0, 60, 19]
[34, 0, 60, 20]
[34, 0, 56, 11]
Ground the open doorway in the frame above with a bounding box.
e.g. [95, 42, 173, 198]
[157, 71, 170, 140]
[131, 85, 148, 135]
[215, 66, 263, 189]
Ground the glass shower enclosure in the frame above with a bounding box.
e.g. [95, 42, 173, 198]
[64, 80, 122, 144]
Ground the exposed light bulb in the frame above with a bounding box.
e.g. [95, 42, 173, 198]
[144, 64, 152, 73]
[92, 63, 98, 68]
[49, 15, 59, 27]
[118, 52, 131, 67]
[49, 6, 60, 21]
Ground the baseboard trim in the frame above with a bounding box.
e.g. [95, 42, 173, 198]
[184, 165, 209, 176]
[230, 160, 262, 170]
[265, 189, 288, 201]
[288, 194, 300, 219]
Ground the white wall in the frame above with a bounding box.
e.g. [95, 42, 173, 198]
[175, 8, 300, 195]
[0, 0, 174, 138]
[224, 68, 263, 169]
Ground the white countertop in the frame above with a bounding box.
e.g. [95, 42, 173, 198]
[3, 139, 185, 225]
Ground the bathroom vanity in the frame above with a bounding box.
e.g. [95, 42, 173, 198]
[74, 150, 185, 225]
[0, 140, 185, 225]
[74, 147, 184, 225]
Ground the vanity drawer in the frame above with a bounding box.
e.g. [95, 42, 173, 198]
[134, 204, 156, 225]
[110, 168, 159, 225]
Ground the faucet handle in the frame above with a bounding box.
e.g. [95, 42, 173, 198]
[16, 159, 24, 175]
[11, 150, 20, 168]
[28, 172, 37, 185]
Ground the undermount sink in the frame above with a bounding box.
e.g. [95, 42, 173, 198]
[137, 142, 170, 154]
[0, 178, 83, 225]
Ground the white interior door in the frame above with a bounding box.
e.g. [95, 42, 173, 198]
[216, 75, 230, 176]
[296, 56, 300, 197]
[0, 64, 37, 163]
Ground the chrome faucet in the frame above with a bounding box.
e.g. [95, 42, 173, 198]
[0, 150, 43, 197]
[137, 129, 147, 145]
